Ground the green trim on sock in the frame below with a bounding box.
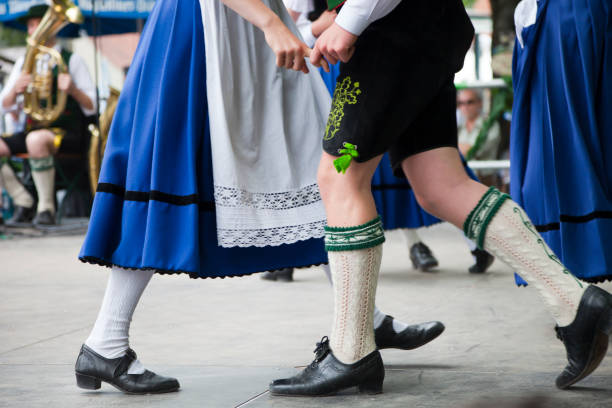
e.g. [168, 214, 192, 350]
[477, 194, 509, 248]
[325, 215, 381, 232]
[29, 156, 54, 172]
[325, 216, 385, 252]
[463, 187, 510, 249]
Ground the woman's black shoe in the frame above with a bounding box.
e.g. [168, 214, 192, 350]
[468, 249, 494, 274]
[270, 337, 384, 396]
[260, 268, 294, 282]
[75, 344, 180, 394]
[410, 242, 438, 272]
[374, 316, 445, 350]
[555, 285, 612, 389]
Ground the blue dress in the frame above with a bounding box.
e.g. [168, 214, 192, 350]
[512, 0, 612, 284]
[79, 0, 326, 278]
[320, 63, 478, 231]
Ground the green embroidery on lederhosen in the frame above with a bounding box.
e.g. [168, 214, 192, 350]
[324, 76, 362, 141]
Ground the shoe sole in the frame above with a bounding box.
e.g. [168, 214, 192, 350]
[76, 372, 180, 395]
[556, 308, 612, 389]
[270, 382, 383, 397]
[411, 259, 439, 272]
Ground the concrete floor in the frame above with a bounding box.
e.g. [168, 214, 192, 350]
[1, 223, 611, 407]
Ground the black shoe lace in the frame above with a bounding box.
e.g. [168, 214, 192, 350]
[309, 336, 330, 368]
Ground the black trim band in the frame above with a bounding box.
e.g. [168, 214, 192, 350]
[97, 182, 215, 212]
[534, 210, 612, 232]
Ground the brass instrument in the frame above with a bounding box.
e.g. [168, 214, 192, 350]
[22, 0, 84, 125]
[88, 88, 120, 194]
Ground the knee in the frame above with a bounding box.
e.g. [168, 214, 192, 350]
[0, 139, 9, 157]
[317, 159, 370, 204]
[412, 184, 447, 216]
[26, 130, 54, 158]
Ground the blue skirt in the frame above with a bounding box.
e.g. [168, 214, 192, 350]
[320, 63, 478, 230]
[511, 0, 612, 284]
[79, 0, 326, 278]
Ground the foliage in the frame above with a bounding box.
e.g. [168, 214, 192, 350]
[0, 24, 27, 47]
[463, 0, 477, 7]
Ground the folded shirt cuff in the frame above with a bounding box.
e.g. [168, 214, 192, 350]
[335, 9, 370, 36]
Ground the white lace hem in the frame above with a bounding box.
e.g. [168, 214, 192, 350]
[217, 220, 326, 247]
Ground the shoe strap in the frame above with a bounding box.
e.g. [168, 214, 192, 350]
[115, 348, 138, 377]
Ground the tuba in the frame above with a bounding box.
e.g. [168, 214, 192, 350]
[88, 88, 120, 195]
[22, 0, 84, 125]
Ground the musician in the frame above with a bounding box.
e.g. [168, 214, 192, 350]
[0, 4, 96, 226]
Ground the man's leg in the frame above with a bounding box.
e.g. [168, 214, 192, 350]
[0, 138, 35, 224]
[404, 147, 611, 389]
[320, 263, 445, 350]
[75, 267, 180, 394]
[270, 153, 386, 396]
[25, 129, 56, 225]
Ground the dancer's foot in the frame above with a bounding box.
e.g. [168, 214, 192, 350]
[468, 249, 494, 274]
[410, 242, 438, 272]
[32, 210, 55, 226]
[269, 337, 384, 396]
[75, 344, 180, 394]
[555, 286, 612, 389]
[375, 316, 445, 350]
[5, 205, 34, 227]
[260, 268, 294, 282]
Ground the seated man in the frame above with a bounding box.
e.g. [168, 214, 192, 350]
[457, 89, 501, 185]
[0, 5, 96, 226]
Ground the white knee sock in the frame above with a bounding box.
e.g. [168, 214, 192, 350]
[325, 216, 384, 364]
[85, 267, 154, 374]
[0, 163, 34, 208]
[322, 263, 409, 333]
[403, 228, 420, 247]
[465, 188, 587, 326]
[29, 157, 55, 214]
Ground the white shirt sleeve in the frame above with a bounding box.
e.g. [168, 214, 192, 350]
[514, 0, 538, 48]
[68, 53, 97, 116]
[0, 56, 25, 115]
[296, 14, 317, 47]
[335, 0, 402, 36]
[283, 0, 314, 14]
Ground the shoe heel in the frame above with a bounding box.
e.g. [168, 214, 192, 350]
[358, 376, 383, 395]
[76, 373, 101, 390]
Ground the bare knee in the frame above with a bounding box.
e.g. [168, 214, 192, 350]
[0, 139, 9, 157]
[317, 155, 372, 204]
[26, 130, 54, 158]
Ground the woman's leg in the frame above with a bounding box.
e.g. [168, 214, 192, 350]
[76, 267, 179, 394]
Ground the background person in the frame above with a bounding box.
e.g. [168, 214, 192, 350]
[0, 4, 96, 226]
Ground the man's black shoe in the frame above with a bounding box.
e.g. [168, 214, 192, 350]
[468, 249, 494, 274]
[375, 316, 445, 350]
[261, 268, 294, 282]
[410, 242, 438, 272]
[270, 337, 384, 396]
[32, 210, 55, 226]
[75, 344, 180, 394]
[5, 205, 34, 226]
[555, 285, 612, 389]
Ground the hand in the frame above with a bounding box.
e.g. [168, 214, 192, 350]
[311, 23, 358, 66]
[57, 73, 74, 93]
[263, 18, 312, 73]
[311, 10, 337, 38]
[13, 72, 32, 94]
